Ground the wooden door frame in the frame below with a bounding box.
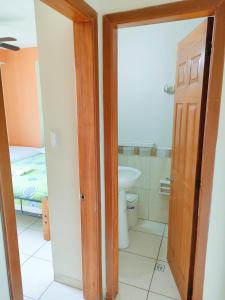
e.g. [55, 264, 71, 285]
[0, 1, 102, 300]
[103, 0, 225, 299]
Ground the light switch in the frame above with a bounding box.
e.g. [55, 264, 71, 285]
[50, 131, 59, 148]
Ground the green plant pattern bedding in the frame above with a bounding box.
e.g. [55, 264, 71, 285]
[11, 154, 48, 203]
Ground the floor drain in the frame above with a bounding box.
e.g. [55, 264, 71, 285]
[155, 263, 166, 272]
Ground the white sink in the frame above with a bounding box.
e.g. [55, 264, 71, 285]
[118, 166, 141, 191]
[118, 166, 141, 249]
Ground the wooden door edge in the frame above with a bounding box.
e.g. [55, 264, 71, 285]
[0, 1, 102, 300]
[0, 71, 23, 300]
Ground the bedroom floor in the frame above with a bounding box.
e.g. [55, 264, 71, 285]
[16, 214, 84, 300]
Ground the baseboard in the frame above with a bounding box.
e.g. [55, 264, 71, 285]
[54, 274, 83, 290]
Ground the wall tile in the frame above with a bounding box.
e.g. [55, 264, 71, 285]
[149, 189, 169, 224]
[131, 156, 151, 190]
[119, 154, 170, 223]
[150, 157, 171, 190]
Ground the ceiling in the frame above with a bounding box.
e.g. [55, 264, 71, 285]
[0, 0, 37, 48]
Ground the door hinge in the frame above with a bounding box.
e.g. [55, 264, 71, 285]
[195, 178, 201, 190]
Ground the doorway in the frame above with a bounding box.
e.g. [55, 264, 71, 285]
[117, 17, 210, 300]
[0, 1, 101, 300]
[103, 1, 225, 300]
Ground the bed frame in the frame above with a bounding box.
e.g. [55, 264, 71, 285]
[42, 198, 50, 241]
[16, 197, 50, 241]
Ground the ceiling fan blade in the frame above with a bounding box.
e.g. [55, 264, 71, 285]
[0, 43, 20, 51]
[0, 37, 17, 42]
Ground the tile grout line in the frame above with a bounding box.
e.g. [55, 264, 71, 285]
[17, 216, 41, 236]
[120, 249, 159, 261]
[16, 216, 54, 300]
[37, 281, 54, 300]
[22, 242, 51, 265]
[146, 233, 164, 299]
[138, 217, 168, 226]
[148, 290, 178, 300]
[119, 281, 149, 292]
[129, 228, 165, 237]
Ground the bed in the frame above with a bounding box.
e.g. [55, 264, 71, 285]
[9, 146, 50, 240]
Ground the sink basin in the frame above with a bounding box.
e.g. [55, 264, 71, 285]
[118, 166, 141, 191]
[118, 166, 141, 249]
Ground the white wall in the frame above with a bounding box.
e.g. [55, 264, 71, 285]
[35, 1, 82, 288]
[203, 65, 225, 300]
[0, 214, 10, 300]
[118, 19, 202, 148]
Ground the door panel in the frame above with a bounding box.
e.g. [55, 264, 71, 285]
[168, 19, 213, 300]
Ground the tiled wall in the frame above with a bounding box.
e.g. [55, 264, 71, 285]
[119, 150, 171, 224]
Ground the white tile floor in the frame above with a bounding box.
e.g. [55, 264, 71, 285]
[118, 219, 181, 300]
[17, 215, 180, 300]
[16, 214, 84, 300]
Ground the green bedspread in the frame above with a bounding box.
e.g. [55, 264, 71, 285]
[11, 154, 48, 202]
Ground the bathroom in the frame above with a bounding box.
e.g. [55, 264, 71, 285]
[117, 18, 204, 300]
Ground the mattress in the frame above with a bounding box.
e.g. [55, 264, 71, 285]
[9, 146, 42, 163]
[11, 153, 48, 203]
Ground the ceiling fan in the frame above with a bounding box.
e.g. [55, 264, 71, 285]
[0, 37, 20, 51]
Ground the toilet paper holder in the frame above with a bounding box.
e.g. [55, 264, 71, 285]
[159, 178, 171, 195]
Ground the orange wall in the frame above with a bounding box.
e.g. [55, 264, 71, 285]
[0, 49, 6, 62]
[0, 48, 42, 147]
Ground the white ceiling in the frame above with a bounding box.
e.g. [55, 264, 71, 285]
[0, 0, 37, 48]
[0, 0, 182, 48]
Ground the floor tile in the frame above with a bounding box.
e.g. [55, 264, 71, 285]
[20, 253, 30, 265]
[29, 219, 43, 232]
[16, 214, 38, 228]
[150, 262, 180, 299]
[158, 238, 168, 262]
[18, 229, 46, 256]
[34, 242, 52, 261]
[39, 281, 84, 300]
[17, 225, 27, 235]
[131, 220, 165, 236]
[164, 225, 168, 238]
[119, 251, 156, 290]
[125, 230, 162, 258]
[116, 283, 148, 300]
[22, 257, 54, 299]
[148, 292, 175, 299]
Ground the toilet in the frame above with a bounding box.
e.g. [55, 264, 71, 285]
[126, 193, 139, 227]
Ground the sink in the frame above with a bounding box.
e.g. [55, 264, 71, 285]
[118, 166, 141, 190]
[118, 166, 141, 249]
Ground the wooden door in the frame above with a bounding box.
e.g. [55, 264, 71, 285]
[168, 19, 213, 300]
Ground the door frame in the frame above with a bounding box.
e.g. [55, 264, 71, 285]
[103, 0, 225, 299]
[0, 1, 102, 300]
